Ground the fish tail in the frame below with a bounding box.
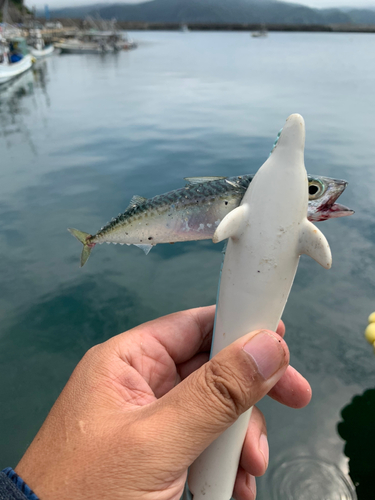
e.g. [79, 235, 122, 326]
[68, 228, 95, 267]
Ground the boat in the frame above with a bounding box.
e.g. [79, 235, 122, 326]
[251, 30, 268, 38]
[54, 37, 113, 54]
[29, 44, 54, 58]
[114, 32, 137, 50]
[0, 36, 33, 86]
[55, 31, 136, 54]
[86, 30, 136, 51]
[82, 15, 136, 50]
[54, 16, 136, 55]
[27, 30, 54, 58]
[251, 26, 268, 38]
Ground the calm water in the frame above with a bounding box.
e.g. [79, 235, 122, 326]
[1, 31, 375, 498]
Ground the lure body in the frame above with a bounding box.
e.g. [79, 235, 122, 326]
[188, 114, 332, 500]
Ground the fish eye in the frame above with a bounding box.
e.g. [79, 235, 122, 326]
[308, 180, 324, 200]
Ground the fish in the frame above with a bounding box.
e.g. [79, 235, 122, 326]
[68, 173, 353, 267]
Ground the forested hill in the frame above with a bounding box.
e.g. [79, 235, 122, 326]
[0, 0, 29, 22]
[45, 0, 375, 26]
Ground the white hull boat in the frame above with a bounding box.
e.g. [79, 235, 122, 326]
[55, 40, 113, 54]
[0, 54, 33, 85]
[251, 30, 268, 38]
[54, 31, 136, 54]
[29, 44, 54, 58]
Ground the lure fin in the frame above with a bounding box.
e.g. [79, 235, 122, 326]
[298, 220, 332, 269]
[212, 205, 248, 243]
[68, 228, 95, 267]
[127, 195, 147, 210]
[134, 244, 153, 255]
[184, 176, 226, 185]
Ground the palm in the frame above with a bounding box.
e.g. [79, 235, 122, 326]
[106, 312, 213, 407]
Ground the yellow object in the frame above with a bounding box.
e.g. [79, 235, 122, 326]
[368, 312, 375, 323]
[365, 323, 375, 344]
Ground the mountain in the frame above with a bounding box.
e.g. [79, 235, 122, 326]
[346, 8, 375, 24]
[44, 0, 375, 26]
[41, 3, 110, 20]
[96, 0, 326, 24]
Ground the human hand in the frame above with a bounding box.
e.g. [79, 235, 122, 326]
[16, 306, 311, 500]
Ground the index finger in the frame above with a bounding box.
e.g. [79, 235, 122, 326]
[115, 307, 284, 367]
[121, 305, 216, 365]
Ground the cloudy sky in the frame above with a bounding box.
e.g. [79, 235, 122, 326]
[26, 0, 375, 11]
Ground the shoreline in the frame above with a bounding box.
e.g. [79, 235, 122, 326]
[119, 23, 375, 33]
[46, 20, 375, 33]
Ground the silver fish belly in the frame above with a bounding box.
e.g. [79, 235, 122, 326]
[68, 174, 353, 266]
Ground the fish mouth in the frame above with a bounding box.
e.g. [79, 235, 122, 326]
[327, 202, 354, 219]
[313, 179, 354, 222]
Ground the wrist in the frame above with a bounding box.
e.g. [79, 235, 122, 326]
[2, 468, 39, 500]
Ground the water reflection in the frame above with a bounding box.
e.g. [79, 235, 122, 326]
[0, 70, 34, 127]
[270, 456, 356, 500]
[32, 60, 51, 107]
[0, 61, 50, 152]
[338, 389, 375, 500]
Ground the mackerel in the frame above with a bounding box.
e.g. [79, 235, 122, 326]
[68, 173, 353, 267]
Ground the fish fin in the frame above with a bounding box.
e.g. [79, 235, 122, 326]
[80, 245, 92, 267]
[184, 176, 227, 185]
[298, 220, 332, 269]
[126, 195, 147, 209]
[225, 179, 240, 188]
[212, 205, 248, 243]
[68, 228, 95, 267]
[134, 244, 153, 255]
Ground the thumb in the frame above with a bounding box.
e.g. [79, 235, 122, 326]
[154, 329, 289, 465]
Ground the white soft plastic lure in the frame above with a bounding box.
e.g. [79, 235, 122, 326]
[188, 114, 333, 500]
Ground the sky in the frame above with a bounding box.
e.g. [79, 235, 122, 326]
[25, 0, 375, 11]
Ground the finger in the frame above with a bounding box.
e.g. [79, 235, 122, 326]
[268, 365, 312, 408]
[177, 353, 210, 381]
[240, 406, 268, 477]
[177, 320, 285, 381]
[106, 306, 215, 398]
[148, 329, 289, 467]
[276, 320, 285, 338]
[233, 467, 256, 500]
[116, 305, 215, 366]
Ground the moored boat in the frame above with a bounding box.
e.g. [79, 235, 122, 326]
[54, 38, 112, 54]
[29, 44, 54, 57]
[28, 31, 55, 58]
[251, 25, 268, 38]
[0, 36, 33, 86]
[55, 30, 136, 54]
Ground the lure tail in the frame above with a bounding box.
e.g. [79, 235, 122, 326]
[68, 228, 95, 267]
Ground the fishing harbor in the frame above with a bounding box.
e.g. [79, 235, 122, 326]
[0, 26, 136, 84]
[0, 0, 137, 86]
[1, 10, 375, 500]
